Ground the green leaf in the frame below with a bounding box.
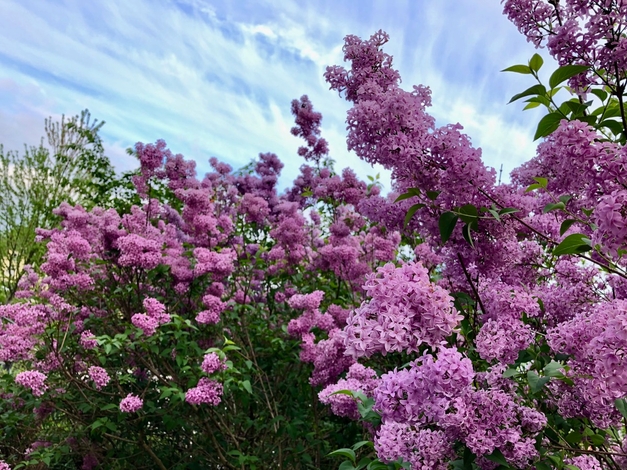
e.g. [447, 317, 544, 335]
[439, 212, 459, 244]
[91, 419, 105, 430]
[338, 461, 357, 470]
[534, 113, 564, 140]
[426, 190, 441, 201]
[582, 208, 594, 217]
[404, 203, 426, 227]
[529, 53, 544, 72]
[559, 219, 576, 236]
[503, 367, 521, 378]
[488, 208, 501, 221]
[591, 88, 608, 101]
[535, 462, 552, 470]
[600, 104, 622, 119]
[577, 114, 598, 126]
[498, 207, 520, 216]
[394, 188, 421, 203]
[542, 202, 565, 213]
[549, 64, 589, 89]
[527, 370, 550, 394]
[599, 119, 624, 136]
[484, 448, 509, 467]
[462, 224, 474, 248]
[366, 462, 389, 470]
[553, 233, 592, 256]
[329, 389, 354, 397]
[533, 176, 548, 188]
[525, 95, 552, 107]
[614, 398, 627, 419]
[559, 195, 572, 205]
[352, 441, 374, 451]
[501, 64, 533, 74]
[356, 458, 372, 470]
[458, 204, 478, 224]
[508, 84, 547, 104]
[562, 100, 589, 117]
[329, 449, 356, 464]
[523, 101, 542, 110]
[241, 380, 253, 395]
[544, 361, 565, 377]
[588, 433, 606, 446]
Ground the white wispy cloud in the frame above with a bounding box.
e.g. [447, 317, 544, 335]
[0, 0, 545, 192]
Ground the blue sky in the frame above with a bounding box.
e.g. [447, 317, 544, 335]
[0, 0, 554, 191]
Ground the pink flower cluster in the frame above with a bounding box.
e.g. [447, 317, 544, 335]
[15, 371, 48, 397]
[504, 0, 627, 90]
[88, 366, 110, 390]
[319, 363, 379, 420]
[196, 294, 226, 325]
[344, 262, 462, 358]
[131, 298, 170, 337]
[201, 352, 227, 374]
[594, 190, 627, 257]
[0, 303, 47, 362]
[185, 378, 223, 406]
[372, 348, 544, 467]
[79, 330, 98, 349]
[375, 424, 453, 470]
[119, 393, 143, 413]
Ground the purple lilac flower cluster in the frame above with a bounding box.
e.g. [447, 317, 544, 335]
[88, 366, 110, 390]
[185, 378, 223, 406]
[119, 394, 143, 413]
[201, 352, 227, 374]
[343, 262, 462, 358]
[15, 371, 48, 397]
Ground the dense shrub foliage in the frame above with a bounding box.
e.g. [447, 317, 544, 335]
[4, 1, 627, 469]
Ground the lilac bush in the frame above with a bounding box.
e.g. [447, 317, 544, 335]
[4, 1, 627, 469]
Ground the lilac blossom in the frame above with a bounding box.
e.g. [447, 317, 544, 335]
[119, 394, 143, 413]
[15, 371, 48, 397]
[88, 366, 110, 390]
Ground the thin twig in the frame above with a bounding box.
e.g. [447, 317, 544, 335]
[457, 253, 486, 320]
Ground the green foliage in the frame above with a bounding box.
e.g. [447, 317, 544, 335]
[502, 55, 627, 143]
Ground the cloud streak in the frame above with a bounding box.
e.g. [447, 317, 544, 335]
[0, 0, 546, 190]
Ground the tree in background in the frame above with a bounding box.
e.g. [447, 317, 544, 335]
[0, 110, 116, 303]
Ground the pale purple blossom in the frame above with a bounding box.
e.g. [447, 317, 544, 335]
[201, 352, 227, 374]
[15, 371, 48, 397]
[88, 366, 110, 390]
[185, 378, 223, 406]
[119, 393, 143, 413]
